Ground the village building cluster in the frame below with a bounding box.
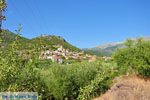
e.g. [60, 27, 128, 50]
[39, 45, 96, 63]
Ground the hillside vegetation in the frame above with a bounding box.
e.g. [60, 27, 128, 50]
[86, 37, 150, 57]
[85, 49, 112, 57]
[1, 29, 29, 47]
[1, 29, 80, 52]
[1, 28, 150, 100]
[1, 1, 150, 100]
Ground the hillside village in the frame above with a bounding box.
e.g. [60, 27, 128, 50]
[1, 30, 112, 64]
[39, 45, 96, 63]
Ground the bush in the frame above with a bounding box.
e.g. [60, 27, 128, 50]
[77, 61, 119, 100]
[113, 38, 150, 77]
[40, 61, 101, 99]
[39, 60, 119, 100]
[0, 27, 45, 99]
[0, 26, 121, 100]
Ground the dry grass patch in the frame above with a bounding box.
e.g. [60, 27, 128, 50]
[93, 75, 150, 100]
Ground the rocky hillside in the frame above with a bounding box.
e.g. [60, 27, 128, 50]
[86, 36, 150, 57]
[90, 42, 123, 50]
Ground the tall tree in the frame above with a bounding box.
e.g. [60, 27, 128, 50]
[0, 0, 6, 33]
[0, 0, 6, 58]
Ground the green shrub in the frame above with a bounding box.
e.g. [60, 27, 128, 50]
[40, 61, 102, 99]
[113, 38, 150, 77]
[39, 60, 119, 100]
[0, 26, 46, 99]
[77, 62, 119, 100]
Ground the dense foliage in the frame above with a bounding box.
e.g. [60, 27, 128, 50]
[0, 26, 42, 92]
[1, 2, 150, 100]
[2, 29, 150, 99]
[39, 61, 118, 99]
[0, 27, 118, 99]
[1, 27, 150, 100]
[113, 38, 150, 77]
[77, 62, 118, 100]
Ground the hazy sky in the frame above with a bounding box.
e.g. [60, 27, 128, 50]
[2, 0, 150, 48]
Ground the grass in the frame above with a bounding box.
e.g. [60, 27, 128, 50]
[93, 75, 150, 100]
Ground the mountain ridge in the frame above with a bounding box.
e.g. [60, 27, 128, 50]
[1, 29, 81, 52]
[90, 36, 150, 50]
[85, 36, 150, 57]
[89, 42, 123, 50]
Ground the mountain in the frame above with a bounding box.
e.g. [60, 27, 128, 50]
[1, 29, 81, 52]
[1, 29, 29, 48]
[85, 42, 124, 57]
[90, 42, 123, 50]
[141, 36, 150, 40]
[86, 36, 150, 57]
[23, 35, 81, 51]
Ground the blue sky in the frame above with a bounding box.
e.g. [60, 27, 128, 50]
[2, 0, 150, 48]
